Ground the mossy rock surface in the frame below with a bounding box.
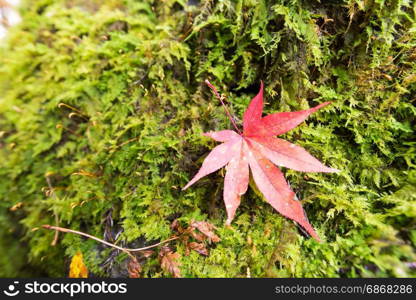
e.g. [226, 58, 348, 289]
[0, 0, 415, 277]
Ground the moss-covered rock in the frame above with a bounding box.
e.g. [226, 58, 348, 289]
[0, 0, 415, 277]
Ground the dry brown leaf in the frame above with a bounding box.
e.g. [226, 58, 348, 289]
[140, 250, 155, 258]
[187, 242, 209, 256]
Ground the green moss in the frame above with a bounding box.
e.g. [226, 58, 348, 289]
[0, 0, 415, 277]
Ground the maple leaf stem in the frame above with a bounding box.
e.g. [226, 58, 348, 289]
[45, 175, 60, 246]
[41, 225, 179, 259]
[205, 80, 242, 134]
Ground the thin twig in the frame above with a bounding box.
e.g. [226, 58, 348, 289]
[110, 137, 140, 151]
[205, 80, 241, 134]
[42, 225, 179, 255]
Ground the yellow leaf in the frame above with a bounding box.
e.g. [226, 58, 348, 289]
[69, 252, 88, 278]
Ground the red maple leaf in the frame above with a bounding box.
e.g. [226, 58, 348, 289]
[183, 81, 338, 241]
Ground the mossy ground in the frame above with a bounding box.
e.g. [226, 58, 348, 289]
[0, 0, 415, 277]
